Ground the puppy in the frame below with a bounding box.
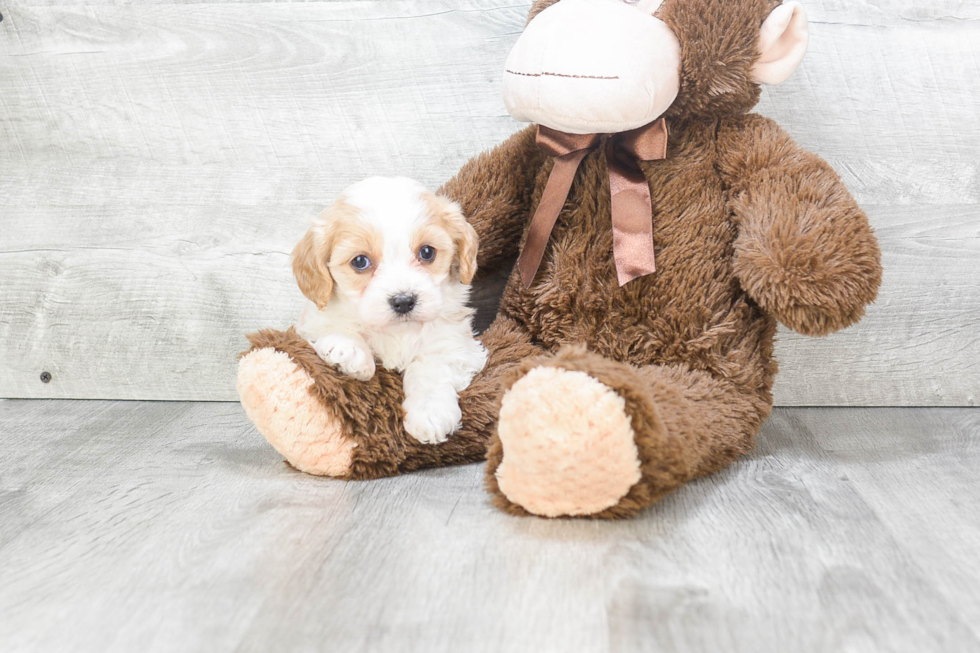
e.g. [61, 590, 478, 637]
[292, 177, 487, 444]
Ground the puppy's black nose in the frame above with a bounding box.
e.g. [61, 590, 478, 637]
[388, 293, 417, 315]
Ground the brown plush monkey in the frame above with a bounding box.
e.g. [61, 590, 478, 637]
[237, 0, 881, 518]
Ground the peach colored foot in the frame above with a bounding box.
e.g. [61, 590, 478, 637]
[237, 348, 354, 477]
[494, 366, 642, 517]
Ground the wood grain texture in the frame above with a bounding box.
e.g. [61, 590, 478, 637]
[0, 0, 977, 404]
[1, 400, 979, 652]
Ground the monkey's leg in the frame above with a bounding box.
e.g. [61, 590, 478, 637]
[486, 346, 771, 518]
[237, 317, 542, 480]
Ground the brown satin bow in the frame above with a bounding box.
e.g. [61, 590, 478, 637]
[517, 117, 669, 287]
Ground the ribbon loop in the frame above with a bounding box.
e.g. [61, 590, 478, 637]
[535, 126, 602, 159]
[517, 117, 669, 288]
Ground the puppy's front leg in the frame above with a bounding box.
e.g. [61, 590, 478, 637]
[312, 333, 376, 381]
[402, 360, 462, 445]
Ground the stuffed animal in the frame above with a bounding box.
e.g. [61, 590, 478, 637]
[237, 0, 881, 518]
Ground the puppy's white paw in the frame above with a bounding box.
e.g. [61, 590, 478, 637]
[313, 335, 375, 381]
[403, 395, 462, 445]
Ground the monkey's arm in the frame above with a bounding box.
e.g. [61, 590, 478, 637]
[717, 114, 882, 336]
[438, 125, 547, 275]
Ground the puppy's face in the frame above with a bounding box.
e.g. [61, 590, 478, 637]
[292, 177, 478, 328]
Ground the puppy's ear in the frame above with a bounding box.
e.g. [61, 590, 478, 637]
[440, 197, 479, 284]
[292, 218, 334, 309]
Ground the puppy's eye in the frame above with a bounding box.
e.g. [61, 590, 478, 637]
[418, 245, 436, 262]
[350, 255, 372, 271]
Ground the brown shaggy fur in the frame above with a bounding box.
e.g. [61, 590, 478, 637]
[242, 0, 881, 518]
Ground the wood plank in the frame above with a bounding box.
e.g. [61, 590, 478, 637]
[0, 1, 977, 404]
[1, 400, 979, 651]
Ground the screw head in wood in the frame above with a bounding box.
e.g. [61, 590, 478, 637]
[40, 371, 52, 383]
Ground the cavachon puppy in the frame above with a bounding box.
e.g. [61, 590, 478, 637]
[292, 177, 487, 444]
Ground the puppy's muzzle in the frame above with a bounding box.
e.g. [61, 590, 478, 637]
[388, 292, 418, 315]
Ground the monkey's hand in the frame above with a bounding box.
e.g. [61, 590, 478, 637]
[719, 115, 882, 336]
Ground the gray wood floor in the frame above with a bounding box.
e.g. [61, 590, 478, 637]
[1, 400, 979, 653]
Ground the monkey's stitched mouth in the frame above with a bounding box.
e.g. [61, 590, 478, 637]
[506, 69, 620, 80]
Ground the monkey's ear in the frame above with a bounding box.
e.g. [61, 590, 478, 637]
[751, 1, 809, 85]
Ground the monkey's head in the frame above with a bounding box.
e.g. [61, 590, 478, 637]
[503, 0, 808, 134]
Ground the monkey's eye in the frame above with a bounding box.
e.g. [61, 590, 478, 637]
[350, 255, 372, 271]
[418, 245, 436, 262]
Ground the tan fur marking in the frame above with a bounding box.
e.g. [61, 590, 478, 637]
[293, 197, 378, 308]
[327, 212, 384, 297]
[292, 224, 333, 310]
[411, 220, 455, 280]
[424, 192, 479, 284]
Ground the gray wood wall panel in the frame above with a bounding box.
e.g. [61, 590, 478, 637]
[0, 1, 977, 404]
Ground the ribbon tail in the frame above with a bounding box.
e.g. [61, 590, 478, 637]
[518, 149, 589, 287]
[607, 116, 666, 285]
[607, 149, 657, 286]
[609, 184, 656, 286]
